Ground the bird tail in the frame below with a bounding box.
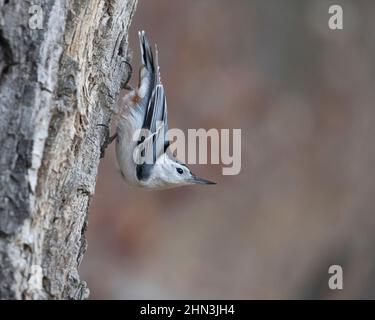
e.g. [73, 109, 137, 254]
[138, 30, 154, 73]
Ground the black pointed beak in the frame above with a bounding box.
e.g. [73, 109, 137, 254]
[191, 175, 216, 185]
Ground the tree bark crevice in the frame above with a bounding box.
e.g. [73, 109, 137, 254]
[0, 0, 138, 299]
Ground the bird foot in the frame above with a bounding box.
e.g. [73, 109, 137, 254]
[121, 60, 133, 91]
[97, 124, 117, 159]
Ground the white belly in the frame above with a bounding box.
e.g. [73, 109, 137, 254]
[115, 104, 144, 187]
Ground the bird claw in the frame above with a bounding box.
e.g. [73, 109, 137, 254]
[97, 124, 117, 159]
[97, 60, 131, 159]
[124, 84, 134, 91]
[121, 59, 133, 90]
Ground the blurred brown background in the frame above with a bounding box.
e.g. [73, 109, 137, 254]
[80, 0, 375, 299]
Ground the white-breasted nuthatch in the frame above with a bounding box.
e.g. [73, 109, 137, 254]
[108, 31, 215, 189]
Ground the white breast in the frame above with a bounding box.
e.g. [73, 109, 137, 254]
[115, 101, 145, 187]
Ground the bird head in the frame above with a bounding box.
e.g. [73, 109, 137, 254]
[149, 154, 216, 189]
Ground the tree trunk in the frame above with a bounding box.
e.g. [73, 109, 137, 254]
[0, 0, 137, 299]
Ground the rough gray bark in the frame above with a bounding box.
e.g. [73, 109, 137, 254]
[0, 0, 137, 299]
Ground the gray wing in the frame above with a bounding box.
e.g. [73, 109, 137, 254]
[136, 39, 169, 181]
[136, 31, 156, 117]
[143, 44, 168, 133]
[143, 83, 168, 152]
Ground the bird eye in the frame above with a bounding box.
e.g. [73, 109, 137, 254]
[176, 168, 183, 174]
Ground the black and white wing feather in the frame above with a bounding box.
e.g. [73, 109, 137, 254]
[136, 34, 169, 181]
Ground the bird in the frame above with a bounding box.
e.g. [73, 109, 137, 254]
[110, 30, 215, 189]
